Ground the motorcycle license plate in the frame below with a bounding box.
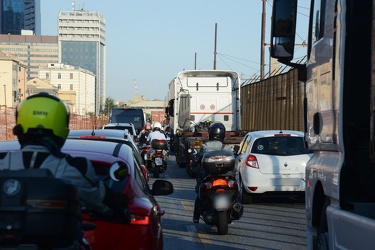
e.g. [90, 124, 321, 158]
[144, 154, 147, 160]
[155, 157, 163, 165]
[213, 195, 231, 210]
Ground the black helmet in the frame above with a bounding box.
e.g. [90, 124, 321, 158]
[208, 122, 225, 141]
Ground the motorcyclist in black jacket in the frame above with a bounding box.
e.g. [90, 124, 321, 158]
[193, 122, 231, 223]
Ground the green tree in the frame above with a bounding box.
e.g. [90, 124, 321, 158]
[104, 97, 116, 117]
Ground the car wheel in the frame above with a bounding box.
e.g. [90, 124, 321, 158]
[239, 177, 253, 204]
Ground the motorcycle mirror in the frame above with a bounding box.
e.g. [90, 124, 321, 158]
[109, 161, 129, 182]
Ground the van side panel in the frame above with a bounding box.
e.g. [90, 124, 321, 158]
[110, 108, 145, 133]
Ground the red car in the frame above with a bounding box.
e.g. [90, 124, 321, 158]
[0, 139, 173, 250]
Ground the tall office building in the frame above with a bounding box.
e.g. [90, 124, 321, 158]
[0, 0, 41, 35]
[24, 0, 41, 35]
[0, 33, 58, 80]
[58, 9, 106, 115]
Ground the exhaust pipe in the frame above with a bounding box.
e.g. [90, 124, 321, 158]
[233, 202, 243, 213]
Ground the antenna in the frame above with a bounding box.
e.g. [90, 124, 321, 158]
[134, 79, 139, 96]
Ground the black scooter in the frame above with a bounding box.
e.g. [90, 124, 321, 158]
[197, 149, 243, 235]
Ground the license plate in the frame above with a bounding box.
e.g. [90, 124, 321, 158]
[144, 154, 148, 160]
[213, 195, 231, 210]
[155, 157, 163, 165]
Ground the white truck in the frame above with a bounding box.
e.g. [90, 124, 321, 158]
[270, 0, 375, 249]
[166, 70, 243, 169]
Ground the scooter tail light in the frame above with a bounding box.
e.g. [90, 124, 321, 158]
[215, 188, 226, 193]
[204, 182, 213, 190]
[227, 180, 236, 189]
[246, 155, 259, 169]
[130, 215, 150, 225]
[213, 179, 227, 187]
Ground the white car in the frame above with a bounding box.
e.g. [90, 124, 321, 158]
[234, 130, 313, 204]
[102, 122, 138, 145]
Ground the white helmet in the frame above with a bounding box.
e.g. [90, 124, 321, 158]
[152, 122, 162, 131]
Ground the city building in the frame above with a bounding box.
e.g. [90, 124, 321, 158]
[0, 33, 58, 81]
[24, 0, 41, 35]
[0, 0, 41, 35]
[121, 95, 167, 123]
[38, 63, 96, 115]
[58, 9, 106, 115]
[0, 51, 23, 108]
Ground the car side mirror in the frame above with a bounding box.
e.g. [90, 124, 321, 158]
[151, 180, 174, 195]
[233, 145, 240, 154]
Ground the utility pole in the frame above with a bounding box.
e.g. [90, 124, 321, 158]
[194, 52, 197, 70]
[213, 23, 217, 70]
[260, 0, 266, 80]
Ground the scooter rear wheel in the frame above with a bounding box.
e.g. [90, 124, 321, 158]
[153, 165, 160, 178]
[217, 211, 229, 235]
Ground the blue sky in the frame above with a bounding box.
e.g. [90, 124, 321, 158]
[40, 0, 309, 102]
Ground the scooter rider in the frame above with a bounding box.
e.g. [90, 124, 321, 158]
[139, 122, 152, 145]
[0, 93, 129, 243]
[193, 122, 232, 223]
[146, 122, 167, 157]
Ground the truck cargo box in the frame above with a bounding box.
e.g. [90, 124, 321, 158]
[202, 149, 235, 175]
[0, 169, 81, 249]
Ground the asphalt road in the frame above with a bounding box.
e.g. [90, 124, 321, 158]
[151, 154, 307, 250]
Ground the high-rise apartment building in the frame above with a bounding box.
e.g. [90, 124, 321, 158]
[58, 9, 106, 115]
[0, 0, 41, 35]
[0, 33, 58, 80]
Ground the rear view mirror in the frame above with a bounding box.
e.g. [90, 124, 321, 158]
[270, 0, 298, 61]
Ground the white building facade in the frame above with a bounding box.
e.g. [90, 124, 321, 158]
[39, 63, 95, 115]
[58, 9, 106, 115]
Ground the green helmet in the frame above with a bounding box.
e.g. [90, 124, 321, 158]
[14, 92, 70, 147]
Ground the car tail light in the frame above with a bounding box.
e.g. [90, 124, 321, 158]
[130, 215, 149, 225]
[246, 155, 259, 169]
[249, 187, 258, 191]
[129, 207, 150, 225]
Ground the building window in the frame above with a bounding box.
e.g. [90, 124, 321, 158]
[70, 84, 73, 91]
[58, 84, 61, 90]
[70, 73, 73, 79]
[46, 73, 49, 79]
[58, 73, 61, 79]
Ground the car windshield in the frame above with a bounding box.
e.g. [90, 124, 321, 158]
[252, 137, 312, 156]
[104, 126, 134, 135]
